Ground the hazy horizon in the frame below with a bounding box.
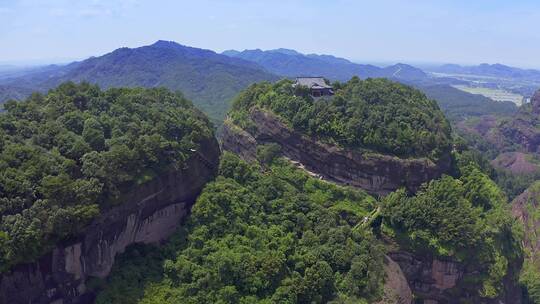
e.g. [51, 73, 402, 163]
[1, 41, 539, 71]
[2, 0, 540, 69]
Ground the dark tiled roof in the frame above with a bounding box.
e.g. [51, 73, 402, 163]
[294, 77, 332, 89]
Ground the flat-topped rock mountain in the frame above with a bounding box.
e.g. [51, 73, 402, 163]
[222, 108, 451, 196]
[222, 77, 453, 195]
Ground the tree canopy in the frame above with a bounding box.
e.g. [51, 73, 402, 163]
[382, 163, 523, 298]
[230, 77, 452, 159]
[0, 82, 214, 271]
[95, 153, 385, 304]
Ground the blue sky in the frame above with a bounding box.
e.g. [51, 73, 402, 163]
[1, 0, 540, 68]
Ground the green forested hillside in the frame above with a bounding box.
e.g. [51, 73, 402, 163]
[96, 153, 385, 304]
[0, 82, 213, 271]
[95, 152, 523, 303]
[1, 43, 515, 127]
[0, 85, 34, 105]
[0, 41, 278, 123]
[420, 84, 517, 121]
[382, 162, 522, 298]
[230, 77, 452, 159]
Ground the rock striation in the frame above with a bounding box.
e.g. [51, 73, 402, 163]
[0, 138, 220, 304]
[512, 182, 540, 260]
[387, 250, 522, 304]
[376, 255, 413, 304]
[222, 108, 452, 196]
[221, 107, 524, 303]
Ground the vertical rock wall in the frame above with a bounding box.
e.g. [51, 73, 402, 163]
[0, 138, 220, 304]
[222, 108, 452, 196]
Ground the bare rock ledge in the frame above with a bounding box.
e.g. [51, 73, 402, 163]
[222, 108, 452, 196]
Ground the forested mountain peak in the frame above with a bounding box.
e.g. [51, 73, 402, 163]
[229, 77, 452, 159]
[0, 82, 216, 272]
[72, 40, 264, 70]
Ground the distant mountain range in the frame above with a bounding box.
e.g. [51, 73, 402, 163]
[0, 41, 528, 123]
[0, 84, 33, 102]
[222, 48, 520, 120]
[0, 41, 277, 121]
[222, 48, 428, 81]
[428, 63, 540, 81]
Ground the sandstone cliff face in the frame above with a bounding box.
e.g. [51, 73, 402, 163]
[387, 250, 522, 304]
[376, 255, 413, 304]
[499, 116, 540, 153]
[221, 108, 526, 303]
[222, 108, 452, 196]
[491, 152, 540, 174]
[0, 138, 220, 304]
[388, 251, 461, 303]
[512, 182, 540, 260]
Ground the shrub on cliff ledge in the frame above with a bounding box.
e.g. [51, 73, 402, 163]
[0, 82, 213, 271]
[230, 77, 452, 159]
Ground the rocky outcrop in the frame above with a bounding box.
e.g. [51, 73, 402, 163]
[387, 250, 522, 304]
[499, 115, 540, 153]
[388, 251, 461, 303]
[0, 138, 220, 304]
[512, 182, 540, 259]
[459, 90, 540, 155]
[222, 108, 452, 195]
[491, 152, 540, 174]
[377, 255, 413, 304]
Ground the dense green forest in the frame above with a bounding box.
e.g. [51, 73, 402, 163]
[96, 152, 385, 304]
[454, 118, 540, 200]
[382, 161, 522, 298]
[95, 150, 523, 303]
[0, 82, 214, 272]
[450, 141, 539, 200]
[0, 77, 532, 302]
[420, 84, 518, 121]
[516, 181, 540, 304]
[230, 77, 452, 159]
